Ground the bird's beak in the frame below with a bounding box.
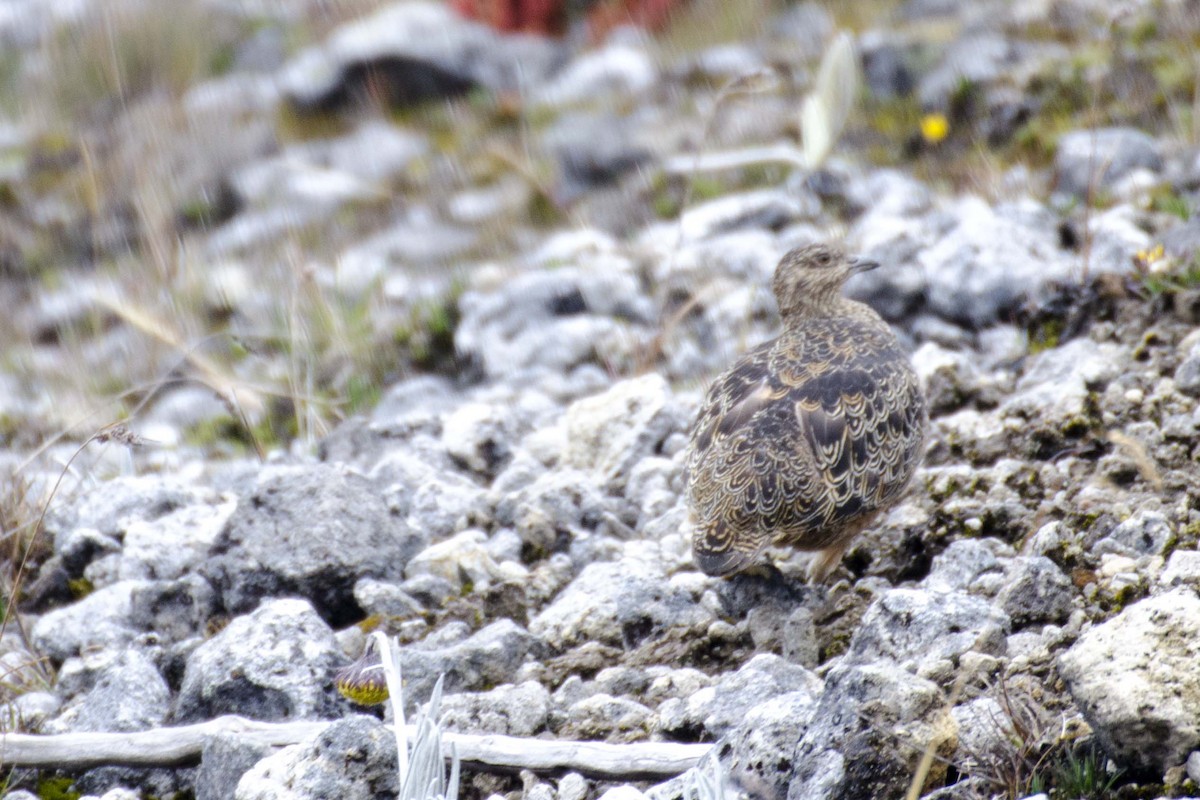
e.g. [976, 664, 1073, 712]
[848, 256, 880, 274]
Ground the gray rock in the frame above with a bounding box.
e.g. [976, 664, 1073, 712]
[398, 573, 457, 609]
[1093, 509, 1173, 558]
[279, 1, 564, 112]
[0, 640, 48, 698]
[565, 375, 685, 491]
[118, 494, 237, 581]
[917, 33, 1019, 107]
[204, 204, 329, 256]
[683, 654, 822, 741]
[911, 342, 977, 415]
[228, 123, 428, 220]
[442, 394, 555, 479]
[846, 588, 1009, 673]
[197, 733, 273, 800]
[404, 529, 527, 592]
[32, 580, 150, 661]
[1188, 750, 1200, 785]
[454, 264, 653, 381]
[440, 681, 550, 736]
[1055, 128, 1163, 198]
[372, 374, 460, 424]
[1176, 353, 1200, 397]
[53, 650, 119, 702]
[558, 773, 590, 800]
[625, 456, 684, 532]
[562, 693, 653, 741]
[1058, 589, 1200, 775]
[235, 715, 397, 800]
[850, 188, 1105, 329]
[128, 575, 219, 646]
[175, 598, 345, 723]
[592, 665, 654, 698]
[542, 112, 653, 200]
[923, 199, 1077, 328]
[532, 40, 656, 107]
[338, 208, 478, 293]
[495, 468, 611, 560]
[950, 696, 1021, 769]
[48, 649, 169, 733]
[1026, 521, 1077, 563]
[672, 190, 818, 242]
[682, 43, 767, 83]
[405, 470, 492, 541]
[202, 463, 418, 626]
[351, 578, 423, 619]
[597, 788, 648, 800]
[645, 235, 783, 381]
[57, 527, 121, 582]
[530, 558, 711, 650]
[45, 476, 210, 546]
[1003, 338, 1122, 447]
[447, 177, 530, 225]
[924, 539, 1004, 593]
[727, 690, 822, 800]
[860, 35, 916, 100]
[13, 691, 61, 730]
[996, 556, 1074, 627]
[787, 662, 944, 800]
[401, 619, 539, 708]
[85, 790, 141, 800]
[331, 409, 446, 470]
[770, 2, 834, 61]
[781, 607, 820, 669]
[1163, 216, 1200, 263]
[0, 790, 39, 800]
[1161, 551, 1200, 587]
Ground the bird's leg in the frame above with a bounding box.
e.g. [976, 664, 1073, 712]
[806, 543, 847, 583]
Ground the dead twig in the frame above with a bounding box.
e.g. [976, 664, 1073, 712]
[0, 716, 711, 778]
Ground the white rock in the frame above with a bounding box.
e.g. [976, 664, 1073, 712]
[534, 42, 657, 107]
[119, 495, 237, 581]
[1161, 550, 1200, 587]
[31, 580, 150, 661]
[597, 788, 648, 800]
[1058, 588, 1200, 774]
[564, 374, 679, 490]
[404, 529, 527, 591]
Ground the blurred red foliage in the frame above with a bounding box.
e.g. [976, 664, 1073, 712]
[450, 0, 683, 37]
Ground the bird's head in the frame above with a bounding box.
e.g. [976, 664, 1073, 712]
[771, 243, 878, 319]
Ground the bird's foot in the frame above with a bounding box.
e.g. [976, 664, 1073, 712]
[805, 544, 848, 584]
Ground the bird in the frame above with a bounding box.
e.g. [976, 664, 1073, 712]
[684, 242, 926, 582]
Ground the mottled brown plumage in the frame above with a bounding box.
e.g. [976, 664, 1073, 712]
[685, 243, 927, 581]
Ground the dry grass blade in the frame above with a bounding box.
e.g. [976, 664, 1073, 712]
[93, 292, 264, 418]
[1105, 430, 1162, 491]
[0, 421, 155, 662]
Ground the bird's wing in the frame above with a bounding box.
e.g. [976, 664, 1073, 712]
[787, 343, 925, 523]
[688, 343, 781, 456]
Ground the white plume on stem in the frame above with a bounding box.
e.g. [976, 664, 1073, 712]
[801, 31, 859, 169]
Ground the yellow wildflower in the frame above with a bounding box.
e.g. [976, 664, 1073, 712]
[1134, 243, 1169, 274]
[920, 113, 949, 144]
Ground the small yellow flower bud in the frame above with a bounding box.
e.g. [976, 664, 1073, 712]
[920, 113, 950, 144]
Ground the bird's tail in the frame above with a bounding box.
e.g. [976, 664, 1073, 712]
[690, 517, 759, 577]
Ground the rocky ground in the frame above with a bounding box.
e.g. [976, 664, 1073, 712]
[2, 0, 1200, 799]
